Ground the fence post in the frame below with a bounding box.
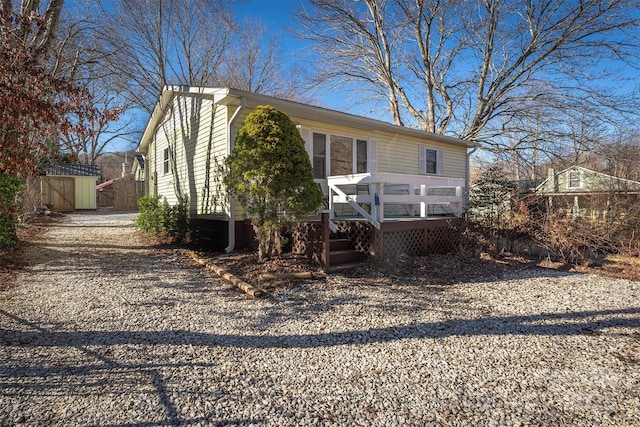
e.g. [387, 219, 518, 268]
[320, 210, 331, 273]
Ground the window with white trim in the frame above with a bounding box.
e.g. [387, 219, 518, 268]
[312, 133, 327, 179]
[330, 135, 353, 175]
[568, 170, 581, 188]
[163, 147, 171, 175]
[311, 132, 371, 178]
[356, 139, 367, 173]
[419, 146, 443, 175]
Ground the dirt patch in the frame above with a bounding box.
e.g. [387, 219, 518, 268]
[570, 254, 640, 281]
[0, 214, 58, 292]
[0, 247, 25, 292]
[194, 248, 640, 295]
[194, 251, 327, 293]
[194, 250, 531, 295]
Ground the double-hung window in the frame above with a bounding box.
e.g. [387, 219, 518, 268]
[163, 147, 171, 175]
[419, 146, 443, 175]
[568, 170, 581, 188]
[312, 133, 327, 179]
[356, 139, 367, 173]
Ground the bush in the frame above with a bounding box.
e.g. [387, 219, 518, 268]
[136, 195, 189, 241]
[225, 105, 322, 262]
[0, 174, 25, 246]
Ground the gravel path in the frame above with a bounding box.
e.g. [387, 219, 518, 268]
[1, 210, 639, 426]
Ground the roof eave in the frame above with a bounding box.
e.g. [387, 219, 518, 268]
[219, 88, 477, 148]
[139, 86, 476, 151]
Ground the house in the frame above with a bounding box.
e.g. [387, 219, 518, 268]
[132, 154, 145, 182]
[41, 164, 101, 211]
[136, 86, 475, 258]
[535, 166, 640, 218]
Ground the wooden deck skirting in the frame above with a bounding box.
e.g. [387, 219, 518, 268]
[292, 213, 461, 272]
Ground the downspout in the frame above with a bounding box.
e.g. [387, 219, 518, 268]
[465, 146, 478, 218]
[225, 97, 246, 253]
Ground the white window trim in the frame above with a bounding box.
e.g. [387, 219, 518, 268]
[302, 130, 375, 178]
[162, 147, 172, 176]
[419, 146, 444, 175]
[567, 170, 582, 189]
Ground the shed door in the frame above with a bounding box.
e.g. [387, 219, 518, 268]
[41, 177, 75, 212]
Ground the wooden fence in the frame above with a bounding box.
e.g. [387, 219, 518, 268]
[41, 176, 75, 212]
[113, 180, 145, 211]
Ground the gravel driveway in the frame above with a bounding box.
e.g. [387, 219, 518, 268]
[1, 209, 639, 426]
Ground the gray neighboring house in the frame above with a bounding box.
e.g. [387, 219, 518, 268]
[535, 166, 640, 218]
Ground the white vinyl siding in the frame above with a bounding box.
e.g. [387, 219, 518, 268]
[376, 137, 466, 178]
[162, 147, 171, 175]
[568, 170, 582, 188]
[147, 96, 469, 223]
[150, 96, 229, 217]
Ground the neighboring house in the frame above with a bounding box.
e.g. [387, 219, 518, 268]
[42, 164, 101, 211]
[136, 86, 475, 254]
[132, 154, 145, 182]
[535, 166, 640, 218]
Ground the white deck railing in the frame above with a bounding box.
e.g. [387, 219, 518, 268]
[327, 172, 465, 230]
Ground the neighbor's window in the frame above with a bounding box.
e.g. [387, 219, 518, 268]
[568, 170, 581, 188]
[163, 147, 171, 175]
[312, 133, 326, 179]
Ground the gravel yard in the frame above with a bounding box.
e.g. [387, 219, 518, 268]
[1, 209, 639, 426]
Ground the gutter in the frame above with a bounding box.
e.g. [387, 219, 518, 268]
[225, 97, 246, 253]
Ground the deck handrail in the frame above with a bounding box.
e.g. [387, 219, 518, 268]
[327, 172, 465, 226]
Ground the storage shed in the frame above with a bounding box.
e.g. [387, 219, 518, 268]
[42, 164, 101, 211]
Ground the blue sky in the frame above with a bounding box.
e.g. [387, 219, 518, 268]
[106, 0, 638, 152]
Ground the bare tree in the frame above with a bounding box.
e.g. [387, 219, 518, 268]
[102, 0, 309, 114]
[0, 0, 101, 176]
[216, 18, 306, 101]
[59, 75, 133, 164]
[1, 0, 64, 55]
[100, 0, 235, 114]
[295, 0, 640, 146]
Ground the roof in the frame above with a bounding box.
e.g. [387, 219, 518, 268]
[135, 154, 145, 169]
[138, 86, 477, 153]
[47, 164, 101, 177]
[536, 166, 640, 195]
[96, 179, 113, 191]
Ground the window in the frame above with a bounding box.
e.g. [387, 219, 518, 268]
[309, 132, 370, 177]
[312, 133, 326, 179]
[163, 147, 171, 175]
[356, 139, 367, 173]
[568, 170, 581, 188]
[330, 135, 353, 175]
[425, 149, 437, 174]
[420, 146, 442, 175]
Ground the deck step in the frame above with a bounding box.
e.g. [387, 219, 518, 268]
[329, 238, 351, 251]
[328, 261, 363, 274]
[330, 249, 362, 265]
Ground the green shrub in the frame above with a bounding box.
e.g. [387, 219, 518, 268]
[136, 195, 189, 241]
[0, 174, 25, 247]
[224, 105, 322, 261]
